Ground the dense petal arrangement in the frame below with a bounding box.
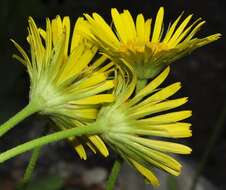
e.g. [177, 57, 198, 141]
[12, 16, 115, 159]
[83, 7, 221, 79]
[94, 65, 192, 186]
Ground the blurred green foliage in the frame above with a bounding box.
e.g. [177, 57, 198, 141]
[26, 175, 64, 190]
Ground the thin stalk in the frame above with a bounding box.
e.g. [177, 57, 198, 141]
[106, 79, 148, 190]
[106, 159, 123, 190]
[0, 101, 40, 137]
[190, 105, 226, 190]
[0, 123, 104, 163]
[17, 147, 42, 190]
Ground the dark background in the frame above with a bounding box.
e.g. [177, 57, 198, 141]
[0, 0, 225, 190]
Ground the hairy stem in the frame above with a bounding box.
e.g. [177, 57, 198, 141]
[0, 101, 40, 137]
[106, 159, 123, 190]
[0, 123, 104, 163]
[17, 147, 42, 189]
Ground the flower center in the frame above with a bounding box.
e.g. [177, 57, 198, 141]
[119, 39, 169, 54]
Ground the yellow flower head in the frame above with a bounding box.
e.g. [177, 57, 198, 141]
[12, 16, 115, 159]
[84, 7, 221, 79]
[94, 65, 192, 186]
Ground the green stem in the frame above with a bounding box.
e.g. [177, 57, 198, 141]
[190, 105, 226, 190]
[106, 80, 147, 190]
[0, 123, 104, 163]
[17, 147, 42, 190]
[106, 159, 123, 190]
[23, 147, 42, 184]
[136, 79, 147, 94]
[0, 101, 40, 137]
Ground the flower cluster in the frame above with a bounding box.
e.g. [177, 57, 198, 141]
[11, 7, 220, 186]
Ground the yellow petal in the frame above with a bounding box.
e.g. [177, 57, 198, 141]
[89, 135, 109, 157]
[74, 144, 87, 160]
[73, 109, 97, 120]
[71, 17, 86, 52]
[128, 142, 182, 176]
[151, 7, 164, 43]
[122, 10, 136, 41]
[86, 142, 97, 154]
[136, 14, 145, 42]
[173, 19, 203, 46]
[62, 16, 70, 56]
[111, 8, 128, 42]
[144, 19, 152, 42]
[183, 21, 206, 42]
[137, 82, 182, 108]
[130, 97, 188, 119]
[71, 137, 87, 160]
[168, 14, 193, 46]
[75, 72, 107, 90]
[139, 110, 192, 124]
[86, 12, 119, 46]
[163, 12, 183, 43]
[130, 159, 160, 186]
[125, 135, 192, 154]
[91, 55, 108, 70]
[127, 122, 192, 138]
[76, 80, 115, 98]
[71, 94, 115, 105]
[129, 67, 170, 106]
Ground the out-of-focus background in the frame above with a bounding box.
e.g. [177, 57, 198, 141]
[0, 0, 225, 190]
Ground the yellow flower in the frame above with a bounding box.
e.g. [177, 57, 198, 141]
[95, 65, 192, 186]
[12, 16, 115, 160]
[84, 7, 221, 79]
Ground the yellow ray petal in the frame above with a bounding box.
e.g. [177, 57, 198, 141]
[130, 159, 160, 186]
[62, 16, 70, 56]
[151, 7, 164, 43]
[73, 108, 98, 120]
[71, 17, 86, 52]
[129, 67, 170, 106]
[136, 14, 145, 42]
[125, 135, 192, 154]
[168, 14, 193, 46]
[111, 8, 128, 42]
[51, 15, 63, 46]
[144, 18, 152, 42]
[136, 143, 182, 171]
[89, 135, 109, 157]
[137, 82, 182, 108]
[91, 55, 108, 70]
[71, 94, 115, 105]
[183, 21, 206, 42]
[173, 19, 204, 46]
[70, 46, 97, 76]
[139, 110, 192, 124]
[74, 144, 87, 160]
[75, 80, 115, 98]
[87, 12, 119, 45]
[71, 138, 87, 160]
[122, 10, 136, 41]
[123, 122, 192, 138]
[75, 72, 107, 90]
[86, 142, 97, 154]
[163, 12, 183, 43]
[130, 97, 188, 119]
